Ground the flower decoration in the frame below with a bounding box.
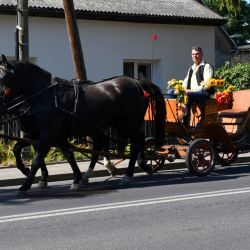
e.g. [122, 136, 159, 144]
[167, 79, 187, 104]
[214, 85, 235, 106]
[202, 78, 225, 90]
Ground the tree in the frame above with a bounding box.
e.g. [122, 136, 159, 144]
[204, 0, 250, 45]
[219, 0, 241, 15]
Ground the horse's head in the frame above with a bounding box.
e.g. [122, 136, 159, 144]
[0, 54, 21, 100]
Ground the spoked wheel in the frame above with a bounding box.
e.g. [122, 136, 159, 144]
[212, 140, 238, 166]
[137, 137, 165, 173]
[185, 139, 215, 176]
[215, 148, 238, 166]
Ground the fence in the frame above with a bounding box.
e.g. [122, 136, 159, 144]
[0, 114, 21, 140]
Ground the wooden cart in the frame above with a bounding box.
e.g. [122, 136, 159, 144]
[143, 97, 240, 177]
[1, 90, 250, 178]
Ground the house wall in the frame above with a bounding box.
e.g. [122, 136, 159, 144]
[0, 15, 215, 93]
[215, 27, 235, 67]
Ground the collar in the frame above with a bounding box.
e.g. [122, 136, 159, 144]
[191, 60, 205, 71]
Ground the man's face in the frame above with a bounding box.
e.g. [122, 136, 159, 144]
[191, 49, 203, 65]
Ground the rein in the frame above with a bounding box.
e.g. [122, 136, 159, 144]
[6, 79, 58, 112]
[0, 106, 31, 125]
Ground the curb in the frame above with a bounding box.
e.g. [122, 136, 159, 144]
[1, 156, 250, 187]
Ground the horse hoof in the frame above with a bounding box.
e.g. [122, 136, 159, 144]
[16, 190, 28, 198]
[38, 181, 48, 188]
[109, 169, 118, 177]
[119, 175, 133, 186]
[111, 172, 117, 177]
[70, 183, 80, 191]
[105, 162, 118, 177]
[140, 164, 154, 175]
[81, 178, 89, 185]
[145, 166, 154, 175]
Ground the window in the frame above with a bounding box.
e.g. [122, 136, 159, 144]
[123, 61, 152, 81]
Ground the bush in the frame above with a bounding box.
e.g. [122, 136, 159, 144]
[0, 139, 88, 167]
[215, 62, 250, 91]
[0, 139, 16, 166]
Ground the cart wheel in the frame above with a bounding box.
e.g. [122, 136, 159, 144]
[185, 139, 215, 176]
[137, 137, 165, 173]
[215, 149, 238, 166]
[212, 140, 238, 166]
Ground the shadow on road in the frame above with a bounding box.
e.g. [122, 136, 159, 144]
[0, 162, 250, 204]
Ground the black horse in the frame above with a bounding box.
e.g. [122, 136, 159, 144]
[0, 55, 166, 194]
[0, 94, 84, 189]
[0, 85, 118, 189]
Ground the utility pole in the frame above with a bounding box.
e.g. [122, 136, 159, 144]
[63, 0, 87, 81]
[15, 0, 29, 138]
[16, 0, 29, 62]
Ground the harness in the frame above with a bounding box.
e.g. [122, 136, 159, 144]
[53, 77, 80, 114]
[2, 76, 83, 123]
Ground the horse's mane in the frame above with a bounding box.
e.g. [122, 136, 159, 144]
[12, 61, 52, 86]
[15, 61, 50, 75]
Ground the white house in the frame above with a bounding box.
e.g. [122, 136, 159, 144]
[0, 0, 224, 92]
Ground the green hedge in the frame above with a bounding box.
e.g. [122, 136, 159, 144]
[215, 62, 250, 91]
[0, 138, 88, 167]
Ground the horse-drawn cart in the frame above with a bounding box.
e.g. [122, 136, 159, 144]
[1, 54, 250, 193]
[1, 90, 250, 180]
[143, 91, 250, 177]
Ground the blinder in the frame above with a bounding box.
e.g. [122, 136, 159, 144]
[0, 65, 18, 98]
[0, 65, 15, 75]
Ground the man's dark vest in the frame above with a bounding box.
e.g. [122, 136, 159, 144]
[187, 63, 215, 94]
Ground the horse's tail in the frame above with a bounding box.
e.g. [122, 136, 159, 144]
[140, 80, 166, 146]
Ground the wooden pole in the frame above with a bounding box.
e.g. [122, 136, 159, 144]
[16, 0, 29, 62]
[63, 0, 87, 81]
[16, 0, 29, 139]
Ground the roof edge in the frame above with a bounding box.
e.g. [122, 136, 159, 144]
[0, 5, 226, 26]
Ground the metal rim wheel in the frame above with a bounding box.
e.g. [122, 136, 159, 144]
[137, 137, 165, 173]
[185, 139, 215, 176]
[213, 141, 238, 166]
[215, 149, 238, 166]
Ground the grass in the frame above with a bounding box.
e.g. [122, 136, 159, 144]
[0, 139, 89, 167]
[0, 138, 131, 168]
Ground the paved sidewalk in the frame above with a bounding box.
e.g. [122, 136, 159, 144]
[1, 153, 250, 187]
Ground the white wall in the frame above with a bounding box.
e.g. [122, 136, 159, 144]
[0, 15, 215, 93]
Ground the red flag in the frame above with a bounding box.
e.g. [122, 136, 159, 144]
[151, 32, 157, 41]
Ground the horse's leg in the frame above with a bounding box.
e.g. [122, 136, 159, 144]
[14, 140, 49, 188]
[136, 132, 154, 175]
[120, 144, 137, 185]
[82, 136, 105, 184]
[102, 135, 117, 176]
[82, 154, 99, 184]
[120, 132, 145, 185]
[103, 156, 117, 176]
[85, 135, 117, 177]
[58, 141, 82, 191]
[13, 141, 31, 177]
[37, 147, 49, 189]
[17, 144, 50, 195]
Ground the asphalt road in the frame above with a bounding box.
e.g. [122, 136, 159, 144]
[1, 162, 250, 250]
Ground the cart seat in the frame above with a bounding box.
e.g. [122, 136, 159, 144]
[218, 109, 248, 119]
[218, 89, 250, 135]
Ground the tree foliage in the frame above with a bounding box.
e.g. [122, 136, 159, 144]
[215, 62, 250, 90]
[219, 0, 241, 15]
[204, 0, 250, 45]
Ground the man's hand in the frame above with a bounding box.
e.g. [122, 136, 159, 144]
[185, 89, 192, 94]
